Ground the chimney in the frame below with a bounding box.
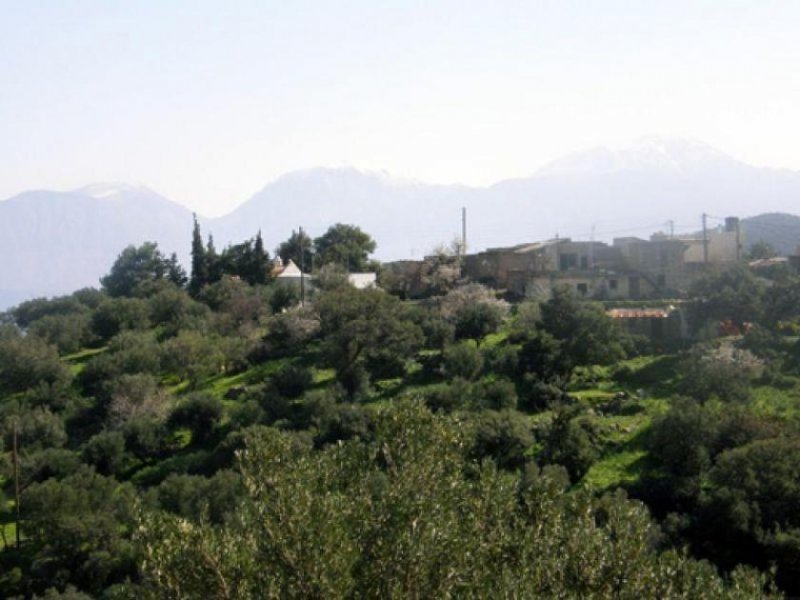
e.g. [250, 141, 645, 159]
[725, 217, 740, 233]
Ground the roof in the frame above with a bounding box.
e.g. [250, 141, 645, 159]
[607, 306, 676, 319]
[484, 239, 564, 254]
[275, 259, 306, 278]
[748, 257, 788, 269]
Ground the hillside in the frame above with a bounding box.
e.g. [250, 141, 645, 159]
[2, 253, 800, 595]
[0, 184, 193, 309]
[742, 213, 800, 256]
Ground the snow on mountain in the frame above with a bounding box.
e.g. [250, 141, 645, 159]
[535, 136, 738, 177]
[3, 137, 800, 310]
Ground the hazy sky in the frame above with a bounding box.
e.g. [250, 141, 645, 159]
[2, 1, 800, 216]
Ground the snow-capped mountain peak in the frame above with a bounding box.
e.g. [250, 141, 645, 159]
[536, 136, 738, 177]
[76, 182, 148, 199]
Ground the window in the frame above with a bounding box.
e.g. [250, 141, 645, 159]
[559, 254, 578, 271]
[609, 279, 618, 290]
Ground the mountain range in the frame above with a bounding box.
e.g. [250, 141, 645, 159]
[2, 136, 800, 310]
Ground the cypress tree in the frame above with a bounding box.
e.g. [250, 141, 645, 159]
[252, 230, 269, 285]
[189, 214, 208, 295]
[206, 234, 222, 284]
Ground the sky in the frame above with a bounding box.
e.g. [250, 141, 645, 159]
[1, 0, 800, 216]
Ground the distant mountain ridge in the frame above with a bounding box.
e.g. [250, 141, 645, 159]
[2, 137, 800, 309]
[741, 213, 800, 257]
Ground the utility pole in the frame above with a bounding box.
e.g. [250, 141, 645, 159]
[12, 418, 20, 548]
[702, 213, 709, 268]
[667, 220, 675, 239]
[461, 207, 467, 258]
[589, 224, 596, 268]
[299, 226, 305, 307]
[736, 219, 742, 262]
[555, 232, 560, 271]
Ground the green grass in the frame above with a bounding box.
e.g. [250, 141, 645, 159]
[62, 346, 107, 375]
[0, 522, 17, 550]
[482, 330, 509, 348]
[582, 399, 666, 491]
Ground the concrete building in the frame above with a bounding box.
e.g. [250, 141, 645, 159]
[461, 216, 743, 301]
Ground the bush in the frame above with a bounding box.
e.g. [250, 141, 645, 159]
[28, 313, 93, 354]
[473, 378, 518, 411]
[680, 344, 761, 403]
[540, 407, 599, 483]
[271, 364, 313, 399]
[168, 394, 223, 444]
[518, 377, 568, 412]
[470, 410, 533, 470]
[424, 378, 473, 413]
[443, 342, 484, 380]
[82, 430, 127, 476]
[483, 344, 519, 378]
[123, 416, 169, 461]
[91, 297, 151, 341]
[257, 309, 320, 359]
[0, 335, 71, 394]
[314, 403, 373, 447]
[649, 397, 718, 483]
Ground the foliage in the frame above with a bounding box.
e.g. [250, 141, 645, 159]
[469, 409, 533, 470]
[0, 335, 71, 394]
[91, 297, 151, 341]
[18, 466, 137, 597]
[168, 394, 224, 445]
[679, 343, 762, 403]
[316, 287, 422, 393]
[540, 285, 629, 366]
[443, 342, 484, 380]
[28, 312, 93, 354]
[276, 229, 313, 271]
[81, 430, 127, 476]
[540, 406, 600, 482]
[314, 223, 376, 272]
[748, 240, 777, 260]
[258, 309, 320, 358]
[687, 266, 766, 330]
[133, 402, 775, 599]
[101, 242, 185, 297]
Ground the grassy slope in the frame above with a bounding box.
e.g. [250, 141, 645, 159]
[49, 329, 800, 496]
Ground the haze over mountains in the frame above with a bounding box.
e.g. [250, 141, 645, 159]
[2, 136, 800, 310]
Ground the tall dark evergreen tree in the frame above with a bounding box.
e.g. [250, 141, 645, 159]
[206, 234, 222, 284]
[251, 231, 269, 285]
[189, 215, 208, 295]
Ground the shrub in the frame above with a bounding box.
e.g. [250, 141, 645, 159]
[443, 342, 484, 380]
[470, 410, 533, 470]
[168, 394, 223, 444]
[473, 378, 518, 411]
[82, 430, 127, 476]
[271, 364, 313, 399]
